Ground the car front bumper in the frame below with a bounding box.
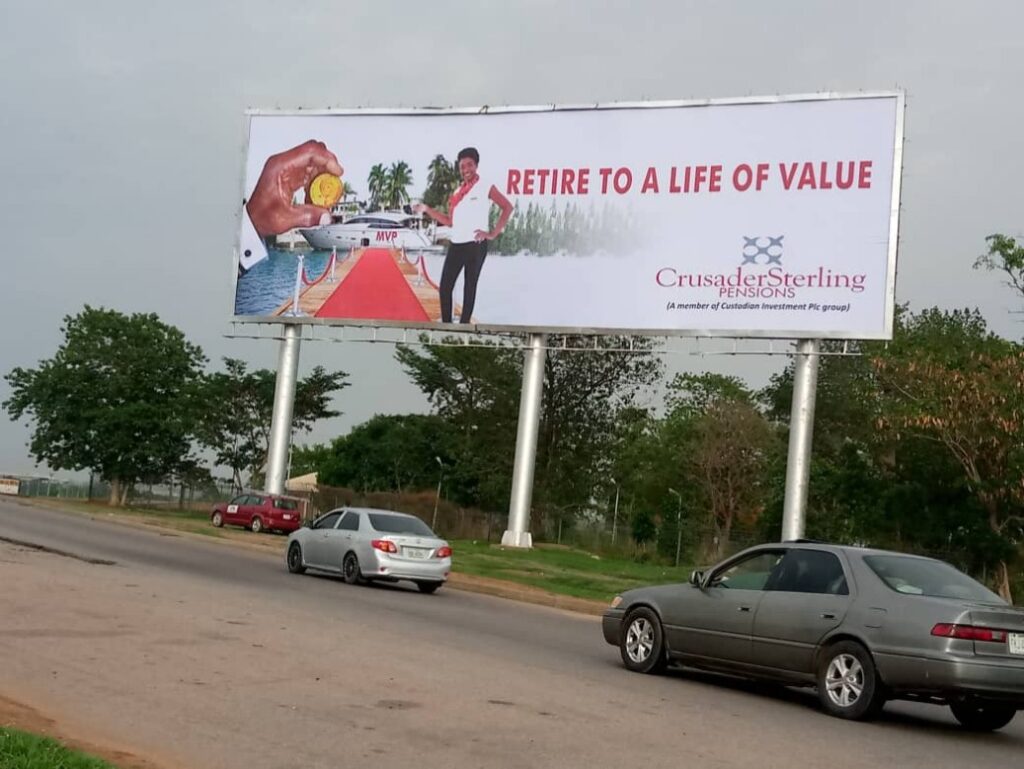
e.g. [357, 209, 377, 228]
[602, 609, 625, 646]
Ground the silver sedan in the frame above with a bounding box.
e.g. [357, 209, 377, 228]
[602, 541, 1024, 730]
[286, 507, 452, 593]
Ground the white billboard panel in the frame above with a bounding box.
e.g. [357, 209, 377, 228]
[234, 93, 903, 339]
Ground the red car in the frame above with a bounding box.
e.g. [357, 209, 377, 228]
[211, 493, 304, 534]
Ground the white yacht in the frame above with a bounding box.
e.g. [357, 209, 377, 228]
[299, 211, 449, 252]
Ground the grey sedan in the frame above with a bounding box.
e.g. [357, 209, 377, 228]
[286, 507, 452, 593]
[603, 541, 1024, 730]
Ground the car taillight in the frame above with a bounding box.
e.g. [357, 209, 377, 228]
[435, 546, 452, 558]
[931, 623, 1008, 643]
[371, 539, 397, 553]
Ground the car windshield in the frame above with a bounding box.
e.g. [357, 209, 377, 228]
[864, 555, 1004, 603]
[274, 499, 298, 510]
[368, 514, 435, 536]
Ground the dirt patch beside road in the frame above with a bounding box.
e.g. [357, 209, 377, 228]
[0, 693, 173, 769]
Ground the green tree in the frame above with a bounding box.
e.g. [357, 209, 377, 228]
[384, 161, 414, 210]
[423, 154, 459, 211]
[395, 336, 663, 525]
[4, 306, 206, 506]
[690, 398, 779, 559]
[367, 163, 388, 211]
[975, 234, 1024, 306]
[290, 442, 332, 478]
[760, 305, 1023, 598]
[875, 344, 1024, 601]
[318, 414, 457, 494]
[658, 373, 779, 559]
[396, 340, 522, 509]
[198, 359, 349, 491]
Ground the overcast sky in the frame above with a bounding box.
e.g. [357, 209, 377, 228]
[1, 1, 1022, 478]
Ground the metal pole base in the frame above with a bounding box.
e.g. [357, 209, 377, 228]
[501, 530, 533, 549]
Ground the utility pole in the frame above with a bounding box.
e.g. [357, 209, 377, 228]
[610, 478, 620, 545]
[668, 488, 683, 568]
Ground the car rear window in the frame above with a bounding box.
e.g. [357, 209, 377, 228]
[864, 555, 1003, 602]
[367, 514, 434, 536]
[274, 499, 298, 510]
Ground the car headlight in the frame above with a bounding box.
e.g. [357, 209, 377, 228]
[610, 595, 623, 609]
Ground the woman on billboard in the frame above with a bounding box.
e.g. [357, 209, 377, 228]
[414, 147, 513, 324]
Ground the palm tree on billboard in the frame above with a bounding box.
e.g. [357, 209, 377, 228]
[367, 163, 387, 211]
[385, 161, 414, 210]
[424, 154, 459, 211]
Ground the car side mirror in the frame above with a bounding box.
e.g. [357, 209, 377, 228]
[689, 570, 704, 587]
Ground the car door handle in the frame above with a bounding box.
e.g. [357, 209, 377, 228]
[821, 613, 836, 620]
[737, 606, 752, 613]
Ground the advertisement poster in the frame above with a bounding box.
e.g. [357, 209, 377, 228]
[234, 93, 903, 339]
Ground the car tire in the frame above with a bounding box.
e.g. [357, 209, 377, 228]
[287, 542, 306, 575]
[250, 517, 263, 534]
[816, 641, 886, 721]
[416, 581, 442, 594]
[620, 607, 668, 674]
[211, 512, 223, 528]
[949, 701, 1017, 732]
[343, 552, 363, 585]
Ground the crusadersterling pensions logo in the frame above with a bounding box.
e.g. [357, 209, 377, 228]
[656, 235, 867, 299]
[742, 235, 784, 265]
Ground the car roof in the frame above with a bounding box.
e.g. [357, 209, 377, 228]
[769, 541, 940, 562]
[334, 506, 416, 519]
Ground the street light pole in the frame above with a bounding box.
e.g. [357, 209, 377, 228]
[431, 456, 443, 532]
[611, 478, 620, 545]
[668, 488, 683, 568]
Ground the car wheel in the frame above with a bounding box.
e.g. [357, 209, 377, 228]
[620, 607, 667, 674]
[817, 641, 886, 720]
[250, 517, 263, 534]
[287, 542, 306, 575]
[949, 701, 1017, 731]
[211, 512, 223, 528]
[416, 581, 442, 594]
[343, 552, 364, 585]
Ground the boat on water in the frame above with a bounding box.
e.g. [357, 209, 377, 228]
[299, 210, 450, 253]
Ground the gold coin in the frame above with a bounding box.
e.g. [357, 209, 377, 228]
[309, 173, 343, 208]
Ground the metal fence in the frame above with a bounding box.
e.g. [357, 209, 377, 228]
[12, 476, 238, 510]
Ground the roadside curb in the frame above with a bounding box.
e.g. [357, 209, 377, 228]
[10, 498, 608, 617]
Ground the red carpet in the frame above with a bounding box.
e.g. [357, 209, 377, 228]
[315, 249, 429, 321]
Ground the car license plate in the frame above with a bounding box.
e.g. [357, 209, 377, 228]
[1009, 633, 1024, 656]
[404, 548, 428, 559]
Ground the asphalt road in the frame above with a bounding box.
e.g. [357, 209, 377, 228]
[2, 498, 1022, 769]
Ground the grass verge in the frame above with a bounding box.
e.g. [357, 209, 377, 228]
[0, 728, 116, 769]
[450, 539, 690, 602]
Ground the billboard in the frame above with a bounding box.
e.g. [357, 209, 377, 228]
[234, 92, 903, 339]
[0, 478, 20, 496]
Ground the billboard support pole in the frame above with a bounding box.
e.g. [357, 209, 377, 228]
[265, 324, 302, 496]
[781, 339, 820, 541]
[502, 333, 547, 549]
